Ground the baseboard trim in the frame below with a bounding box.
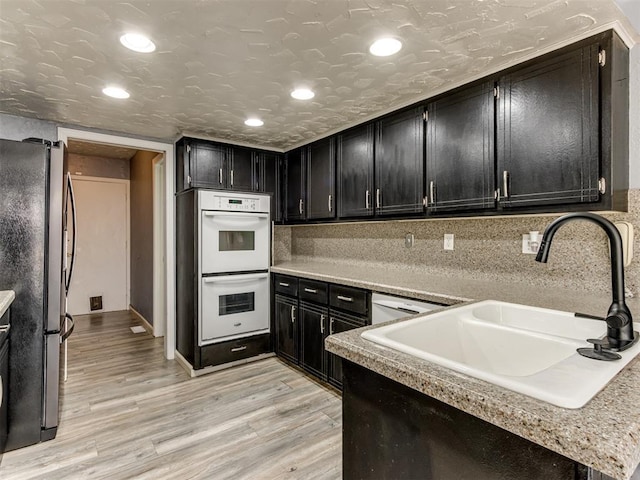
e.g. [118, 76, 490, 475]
[173, 350, 276, 378]
[128, 305, 156, 336]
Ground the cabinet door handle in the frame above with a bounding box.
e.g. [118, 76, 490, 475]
[299, 199, 303, 215]
[502, 170, 509, 199]
[279, 282, 290, 287]
[365, 190, 370, 209]
[328, 194, 332, 212]
[304, 288, 318, 294]
[320, 314, 325, 334]
[429, 181, 435, 205]
[337, 295, 353, 303]
[0, 324, 10, 333]
[329, 318, 335, 335]
[219, 168, 223, 185]
[230, 169, 234, 187]
[291, 305, 296, 323]
[231, 346, 247, 352]
[376, 189, 381, 209]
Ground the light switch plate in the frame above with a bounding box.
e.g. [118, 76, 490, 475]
[444, 233, 454, 251]
[613, 221, 634, 267]
[522, 234, 538, 254]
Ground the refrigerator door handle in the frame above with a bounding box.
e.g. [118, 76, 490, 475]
[65, 172, 77, 295]
[60, 313, 74, 343]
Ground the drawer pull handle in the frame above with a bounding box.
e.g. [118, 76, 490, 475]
[279, 282, 290, 287]
[234, 322, 242, 327]
[337, 295, 354, 302]
[0, 324, 9, 333]
[231, 346, 247, 352]
[304, 288, 318, 294]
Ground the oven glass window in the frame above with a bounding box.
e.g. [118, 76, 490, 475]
[219, 292, 255, 316]
[219, 231, 255, 251]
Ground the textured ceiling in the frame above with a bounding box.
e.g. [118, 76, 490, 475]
[67, 139, 139, 160]
[0, 0, 637, 150]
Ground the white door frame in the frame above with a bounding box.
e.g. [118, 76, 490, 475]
[70, 175, 130, 313]
[152, 153, 166, 338]
[57, 127, 176, 360]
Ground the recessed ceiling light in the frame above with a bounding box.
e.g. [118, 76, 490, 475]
[291, 88, 315, 100]
[244, 118, 264, 127]
[102, 86, 130, 99]
[369, 37, 402, 57]
[120, 33, 156, 53]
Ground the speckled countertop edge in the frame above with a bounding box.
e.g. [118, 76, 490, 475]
[272, 260, 640, 480]
[0, 290, 15, 318]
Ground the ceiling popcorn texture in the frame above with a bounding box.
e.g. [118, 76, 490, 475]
[0, 0, 636, 149]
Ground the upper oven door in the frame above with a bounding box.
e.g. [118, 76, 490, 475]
[201, 210, 270, 274]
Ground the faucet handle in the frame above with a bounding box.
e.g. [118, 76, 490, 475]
[577, 338, 621, 361]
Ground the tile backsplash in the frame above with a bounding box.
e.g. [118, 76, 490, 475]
[274, 189, 640, 297]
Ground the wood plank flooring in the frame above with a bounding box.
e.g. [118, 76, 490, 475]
[0, 311, 342, 479]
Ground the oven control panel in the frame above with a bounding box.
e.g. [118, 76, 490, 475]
[199, 190, 270, 213]
[215, 197, 259, 211]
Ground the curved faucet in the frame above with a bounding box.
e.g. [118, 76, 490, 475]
[535, 212, 637, 352]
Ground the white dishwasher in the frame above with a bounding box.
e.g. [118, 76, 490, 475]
[371, 292, 443, 324]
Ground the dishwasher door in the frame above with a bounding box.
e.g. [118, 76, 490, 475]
[371, 293, 443, 324]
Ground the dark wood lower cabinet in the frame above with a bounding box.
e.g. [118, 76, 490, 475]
[300, 302, 328, 380]
[342, 361, 594, 480]
[274, 274, 370, 390]
[275, 294, 298, 364]
[327, 311, 366, 390]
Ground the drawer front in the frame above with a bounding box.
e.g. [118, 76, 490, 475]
[330, 284, 369, 316]
[299, 279, 328, 304]
[274, 274, 299, 297]
[198, 333, 270, 369]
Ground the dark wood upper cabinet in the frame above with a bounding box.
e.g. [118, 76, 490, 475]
[306, 137, 336, 220]
[285, 148, 306, 221]
[497, 43, 600, 208]
[176, 140, 228, 191]
[258, 151, 283, 223]
[338, 124, 374, 218]
[426, 82, 495, 213]
[375, 107, 425, 216]
[228, 146, 255, 191]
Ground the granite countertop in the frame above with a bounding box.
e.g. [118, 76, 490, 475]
[0, 290, 15, 318]
[272, 260, 640, 480]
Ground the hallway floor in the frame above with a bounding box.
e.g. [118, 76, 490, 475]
[0, 311, 342, 479]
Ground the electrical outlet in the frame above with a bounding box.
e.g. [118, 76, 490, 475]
[522, 234, 540, 255]
[404, 233, 414, 248]
[444, 233, 454, 251]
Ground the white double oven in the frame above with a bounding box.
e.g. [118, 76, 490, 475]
[198, 191, 271, 346]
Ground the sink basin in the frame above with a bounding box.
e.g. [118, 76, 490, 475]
[361, 300, 640, 408]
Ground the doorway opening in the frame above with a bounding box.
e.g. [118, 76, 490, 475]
[57, 128, 175, 360]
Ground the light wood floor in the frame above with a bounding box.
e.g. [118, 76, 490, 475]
[0, 311, 342, 479]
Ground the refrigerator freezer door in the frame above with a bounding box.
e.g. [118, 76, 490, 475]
[47, 142, 65, 334]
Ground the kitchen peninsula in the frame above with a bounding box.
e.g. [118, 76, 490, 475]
[271, 259, 640, 480]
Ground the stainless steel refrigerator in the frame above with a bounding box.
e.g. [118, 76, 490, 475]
[0, 138, 76, 450]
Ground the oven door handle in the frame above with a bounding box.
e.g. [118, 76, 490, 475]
[203, 211, 269, 219]
[203, 273, 269, 284]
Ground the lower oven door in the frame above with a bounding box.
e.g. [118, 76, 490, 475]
[200, 272, 270, 345]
